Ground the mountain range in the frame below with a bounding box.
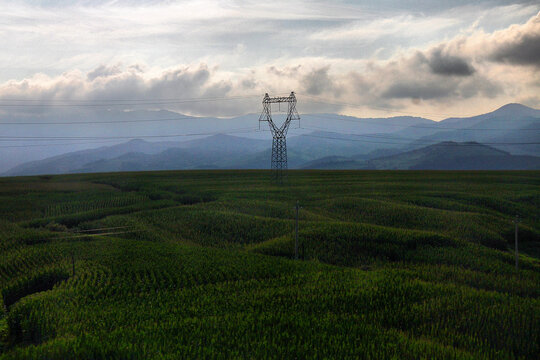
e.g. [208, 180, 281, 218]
[3, 103, 539, 176]
[302, 142, 540, 170]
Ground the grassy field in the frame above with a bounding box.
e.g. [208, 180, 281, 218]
[0, 170, 539, 359]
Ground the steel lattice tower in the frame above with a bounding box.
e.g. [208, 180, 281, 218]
[259, 92, 300, 182]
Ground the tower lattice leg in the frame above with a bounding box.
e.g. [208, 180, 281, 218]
[258, 92, 299, 184]
[271, 136, 287, 183]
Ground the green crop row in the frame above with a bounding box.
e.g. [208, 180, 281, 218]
[0, 170, 538, 359]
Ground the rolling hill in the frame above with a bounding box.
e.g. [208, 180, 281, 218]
[0, 170, 538, 358]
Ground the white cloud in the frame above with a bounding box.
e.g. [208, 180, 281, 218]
[0, 1, 539, 120]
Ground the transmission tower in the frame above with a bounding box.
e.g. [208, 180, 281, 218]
[259, 92, 300, 182]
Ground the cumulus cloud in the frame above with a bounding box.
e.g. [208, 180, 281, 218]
[426, 10, 540, 68]
[356, 57, 495, 103]
[87, 64, 122, 81]
[0, 64, 247, 117]
[260, 11, 540, 113]
[340, 11, 540, 109]
[301, 67, 340, 96]
[488, 11, 540, 66]
[267, 66, 302, 78]
[1, 9, 539, 120]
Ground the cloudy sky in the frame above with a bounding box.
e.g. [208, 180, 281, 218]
[0, 0, 539, 120]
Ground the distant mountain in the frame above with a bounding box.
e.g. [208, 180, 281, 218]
[3, 139, 187, 176]
[3, 103, 539, 175]
[73, 136, 312, 173]
[0, 109, 202, 173]
[4, 135, 271, 175]
[301, 142, 540, 170]
[367, 142, 540, 170]
[175, 133, 270, 153]
[411, 104, 540, 155]
[390, 103, 540, 155]
[287, 131, 379, 159]
[479, 121, 540, 156]
[439, 103, 540, 126]
[300, 114, 434, 135]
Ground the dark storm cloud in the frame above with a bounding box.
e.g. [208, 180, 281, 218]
[490, 33, 540, 66]
[376, 60, 502, 101]
[426, 49, 475, 76]
[488, 11, 540, 66]
[381, 80, 457, 100]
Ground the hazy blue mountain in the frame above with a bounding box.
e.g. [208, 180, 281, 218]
[473, 120, 540, 156]
[300, 142, 540, 170]
[1, 110, 429, 172]
[439, 103, 540, 126]
[78, 149, 203, 173]
[78, 141, 311, 173]
[414, 116, 539, 147]
[366, 142, 540, 170]
[4, 135, 271, 175]
[3, 104, 539, 175]
[175, 133, 270, 153]
[411, 104, 540, 155]
[299, 104, 539, 158]
[3, 139, 187, 176]
[393, 103, 540, 155]
[299, 114, 434, 135]
[288, 131, 375, 159]
[0, 109, 265, 173]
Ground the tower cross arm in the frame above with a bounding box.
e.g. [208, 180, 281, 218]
[263, 92, 297, 104]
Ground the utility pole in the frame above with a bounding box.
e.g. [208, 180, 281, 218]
[258, 92, 300, 183]
[295, 201, 300, 260]
[513, 215, 521, 270]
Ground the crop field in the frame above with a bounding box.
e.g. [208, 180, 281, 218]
[0, 170, 539, 359]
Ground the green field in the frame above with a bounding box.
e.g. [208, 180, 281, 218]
[0, 170, 539, 359]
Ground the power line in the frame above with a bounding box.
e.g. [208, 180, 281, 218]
[301, 125, 540, 145]
[1, 92, 293, 102]
[297, 131, 540, 146]
[301, 94, 460, 118]
[0, 94, 259, 103]
[0, 93, 290, 107]
[0, 127, 261, 142]
[302, 113, 540, 131]
[0, 140, 122, 148]
[0, 95, 253, 102]
[0, 115, 196, 125]
[300, 93, 540, 120]
[302, 124, 539, 143]
[2, 112, 538, 130]
[0, 125, 535, 147]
